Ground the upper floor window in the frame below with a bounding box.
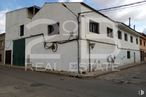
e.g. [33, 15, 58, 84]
[0, 41, 4, 47]
[20, 25, 24, 36]
[124, 33, 128, 41]
[0, 54, 1, 62]
[140, 39, 142, 45]
[136, 38, 138, 44]
[130, 36, 133, 43]
[107, 27, 113, 38]
[118, 30, 122, 39]
[89, 20, 99, 34]
[48, 23, 59, 35]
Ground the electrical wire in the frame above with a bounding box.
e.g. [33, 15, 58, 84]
[98, 0, 146, 12]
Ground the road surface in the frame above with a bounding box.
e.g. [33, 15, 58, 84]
[0, 64, 146, 97]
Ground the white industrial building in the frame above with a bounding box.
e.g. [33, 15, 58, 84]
[5, 2, 141, 73]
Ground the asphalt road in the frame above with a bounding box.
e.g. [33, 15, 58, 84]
[0, 64, 146, 97]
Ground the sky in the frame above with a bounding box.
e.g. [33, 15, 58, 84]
[0, 0, 146, 33]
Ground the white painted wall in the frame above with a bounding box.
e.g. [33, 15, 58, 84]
[26, 36, 78, 72]
[79, 5, 140, 72]
[5, 2, 141, 73]
[5, 3, 82, 72]
[5, 8, 32, 64]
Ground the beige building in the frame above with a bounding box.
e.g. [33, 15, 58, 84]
[0, 33, 5, 65]
[140, 33, 146, 61]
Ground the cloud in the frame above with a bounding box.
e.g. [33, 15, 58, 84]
[58, 0, 146, 32]
[143, 28, 146, 34]
[91, 0, 146, 32]
[92, 0, 146, 21]
[0, 10, 8, 33]
[58, 0, 83, 2]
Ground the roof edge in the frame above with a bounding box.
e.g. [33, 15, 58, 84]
[6, 5, 41, 14]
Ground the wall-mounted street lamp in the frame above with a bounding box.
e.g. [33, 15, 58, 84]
[89, 42, 95, 49]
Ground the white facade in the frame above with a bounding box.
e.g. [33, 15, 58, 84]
[5, 2, 141, 73]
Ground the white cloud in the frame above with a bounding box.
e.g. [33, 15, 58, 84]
[58, 0, 146, 32]
[58, 0, 83, 2]
[0, 10, 8, 33]
[92, 0, 146, 21]
[91, 0, 146, 32]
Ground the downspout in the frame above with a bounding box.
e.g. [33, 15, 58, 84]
[88, 41, 91, 72]
[77, 13, 81, 74]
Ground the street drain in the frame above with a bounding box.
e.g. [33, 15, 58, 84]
[30, 83, 45, 87]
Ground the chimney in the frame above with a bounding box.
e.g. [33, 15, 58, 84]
[133, 25, 136, 30]
[129, 17, 131, 27]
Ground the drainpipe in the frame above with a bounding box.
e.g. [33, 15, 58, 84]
[77, 13, 81, 74]
[88, 42, 91, 72]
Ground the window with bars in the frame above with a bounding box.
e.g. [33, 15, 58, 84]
[89, 20, 99, 34]
[118, 30, 122, 39]
[124, 33, 128, 41]
[130, 36, 133, 43]
[136, 38, 138, 44]
[48, 23, 59, 35]
[107, 27, 113, 38]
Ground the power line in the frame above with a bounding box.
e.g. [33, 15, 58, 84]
[98, 0, 146, 11]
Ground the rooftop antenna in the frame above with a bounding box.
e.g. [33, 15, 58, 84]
[133, 25, 136, 30]
[129, 17, 131, 27]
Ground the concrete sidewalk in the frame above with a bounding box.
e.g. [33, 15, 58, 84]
[0, 62, 145, 78]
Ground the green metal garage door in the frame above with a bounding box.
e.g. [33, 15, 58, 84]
[13, 39, 25, 66]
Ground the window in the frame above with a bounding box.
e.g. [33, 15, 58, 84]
[144, 52, 146, 57]
[127, 51, 130, 59]
[48, 23, 59, 35]
[20, 25, 24, 36]
[136, 38, 138, 44]
[124, 33, 128, 41]
[0, 41, 4, 47]
[144, 41, 146, 46]
[107, 27, 113, 38]
[48, 25, 54, 34]
[130, 36, 133, 43]
[89, 20, 99, 34]
[0, 54, 1, 62]
[118, 30, 122, 39]
[140, 39, 142, 45]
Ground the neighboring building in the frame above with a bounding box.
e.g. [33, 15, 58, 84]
[139, 33, 146, 61]
[5, 2, 141, 73]
[0, 33, 5, 65]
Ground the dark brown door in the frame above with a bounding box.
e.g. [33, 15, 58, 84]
[5, 50, 11, 64]
[140, 51, 144, 61]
